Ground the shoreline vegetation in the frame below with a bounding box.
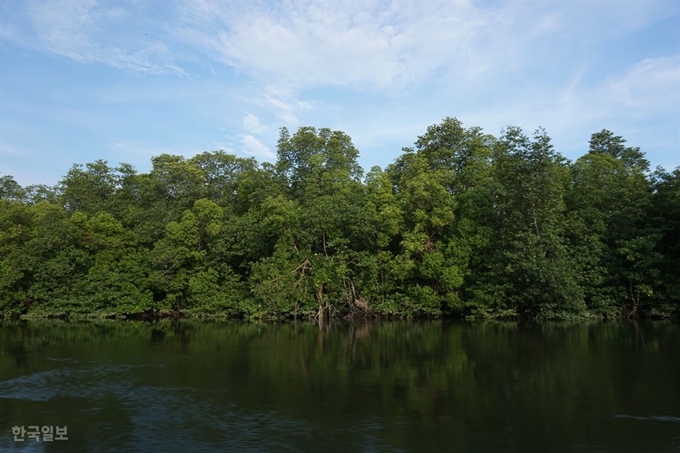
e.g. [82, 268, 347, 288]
[1, 118, 678, 321]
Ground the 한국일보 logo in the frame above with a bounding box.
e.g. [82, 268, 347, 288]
[12, 426, 68, 442]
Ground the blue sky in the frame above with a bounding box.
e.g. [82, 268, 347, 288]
[1, 0, 679, 186]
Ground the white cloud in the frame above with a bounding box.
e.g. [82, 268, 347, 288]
[177, 0, 495, 90]
[0, 142, 33, 156]
[174, 0, 677, 91]
[447, 54, 680, 163]
[3, 0, 675, 88]
[0, 0, 184, 75]
[242, 113, 266, 134]
[241, 135, 275, 161]
[231, 89, 314, 125]
[168, 0, 677, 143]
[607, 56, 680, 112]
[1, 0, 677, 176]
[260, 91, 314, 125]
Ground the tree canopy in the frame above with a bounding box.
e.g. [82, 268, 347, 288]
[1, 118, 678, 320]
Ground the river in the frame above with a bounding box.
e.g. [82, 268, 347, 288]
[0, 320, 678, 452]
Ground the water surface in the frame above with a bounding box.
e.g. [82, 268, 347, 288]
[0, 320, 678, 452]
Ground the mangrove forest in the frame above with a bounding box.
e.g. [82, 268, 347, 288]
[0, 118, 678, 320]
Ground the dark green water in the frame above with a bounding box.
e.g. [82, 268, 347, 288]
[0, 320, 678, 452]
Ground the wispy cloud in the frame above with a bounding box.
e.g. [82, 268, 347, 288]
[3, 0, 675, 88]
[0, 0, 184, 75]
[241, 135, 275, 161]
[0, 142, 34, 156]
[242, 113, 266, 134]
[174, 0, 677, 90]
[260, 90, 314, 125]
[1, 0, 677, 185]
[169, 0, 679, 151]
[607, 56, 680, 112]
[176, 0, 496, 90]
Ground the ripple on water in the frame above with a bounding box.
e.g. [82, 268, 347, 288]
[0, 364, 140, 402]
[1, 367, 362, 452]
[613, 414, 680, 423]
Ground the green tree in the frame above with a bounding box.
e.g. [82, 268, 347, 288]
[645, 167, 680, 316]
[492, 127, 585, 318]
[567, 130, 656, 317]
[0, 175, 25, 202]
[59, 160, 118, 215]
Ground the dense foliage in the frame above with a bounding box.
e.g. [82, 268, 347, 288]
[1, 118, 678, 319]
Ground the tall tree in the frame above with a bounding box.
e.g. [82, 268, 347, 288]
[492, 127, 584, 318]
[568, 130, 656, 317]
[60, 160, 118, 215]
[648, 167, 680, 316]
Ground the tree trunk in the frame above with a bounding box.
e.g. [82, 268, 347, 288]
[316, 282, 325, 324]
